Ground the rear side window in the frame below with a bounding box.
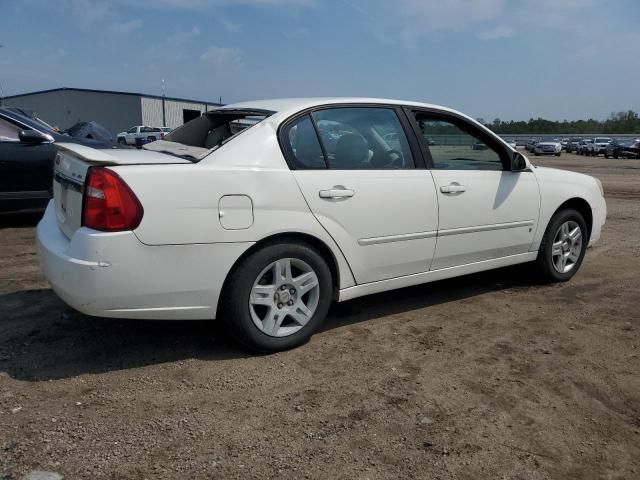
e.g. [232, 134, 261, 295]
[281, 115, 327, 169]
[314, 108, 414, 169]
[280, 107, 415, 170]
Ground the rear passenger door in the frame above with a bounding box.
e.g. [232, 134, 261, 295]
[281, 106, 439, 285]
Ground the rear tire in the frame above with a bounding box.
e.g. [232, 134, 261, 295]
[534, 209, 588, 283]
[220, 242, 333, 352]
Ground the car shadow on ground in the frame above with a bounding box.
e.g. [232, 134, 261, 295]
[0, 264, 535, 382]
[324, 265, 534, 332]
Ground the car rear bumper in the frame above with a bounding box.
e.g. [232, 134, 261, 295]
[36, 202, 253, 320]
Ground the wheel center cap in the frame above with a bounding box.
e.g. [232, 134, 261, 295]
[277, 291, 291, 303]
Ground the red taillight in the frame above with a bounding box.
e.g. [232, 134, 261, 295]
[82, 167, 143, 231]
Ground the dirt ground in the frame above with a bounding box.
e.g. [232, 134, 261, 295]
[1, 152, 639, 480]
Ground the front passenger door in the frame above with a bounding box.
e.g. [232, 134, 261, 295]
[410, 111, 540, 270]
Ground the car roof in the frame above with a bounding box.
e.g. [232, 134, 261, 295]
[218, 97, 465, 123]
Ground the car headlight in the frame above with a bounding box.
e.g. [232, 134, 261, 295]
[594, 177, 604, 197]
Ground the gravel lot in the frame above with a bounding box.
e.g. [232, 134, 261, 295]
[1, 152, 639, 479]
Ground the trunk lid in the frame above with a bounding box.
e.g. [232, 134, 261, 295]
[53, 143, 190, 238]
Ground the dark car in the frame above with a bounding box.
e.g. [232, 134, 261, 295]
[0, 108, 116, 213]
[566, 137, 582, 153]
[604, 139, 632, 159]
[618, 139, 640, 159]
[576, 139, 594, 155]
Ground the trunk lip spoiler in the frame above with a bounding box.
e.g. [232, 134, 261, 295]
[57, 142, 119, 164]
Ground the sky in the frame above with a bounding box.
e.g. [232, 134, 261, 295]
[0, 0, 638, 121]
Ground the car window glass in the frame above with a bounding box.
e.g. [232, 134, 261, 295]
[415, 114, 503, 171]
[283, 115, 327, 169]
[0, 118, 21, 142]
[128, 127, 137, 133]
[312, 108, 414, 169]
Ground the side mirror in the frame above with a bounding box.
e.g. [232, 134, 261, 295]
[19, 129, 54, 144]
[510, 151, 528, 171]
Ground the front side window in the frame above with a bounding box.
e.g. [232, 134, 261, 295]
[128, 127, 137, 133]
[414, 113, 504, 171]
[0, 118, 21, 142]
[313, 108, 414, 169]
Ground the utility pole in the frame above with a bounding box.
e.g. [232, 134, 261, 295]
[161, 78, 166, 127]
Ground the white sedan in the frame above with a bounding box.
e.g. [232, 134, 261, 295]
[534, 141, 562, 156]
[37, 98, 606, 352]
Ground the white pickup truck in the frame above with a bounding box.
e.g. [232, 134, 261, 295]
[116, 126, 168, 146]
[588, 137, 612, 156]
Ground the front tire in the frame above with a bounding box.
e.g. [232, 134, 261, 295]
[220, 242, 333, 352]
[534, 209, 588, 283]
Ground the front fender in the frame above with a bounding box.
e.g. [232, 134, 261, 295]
[529, 166, 606, 251]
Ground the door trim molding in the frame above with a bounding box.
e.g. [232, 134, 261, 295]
[438, 220, 534, 237]
[358, 230, 437, 246]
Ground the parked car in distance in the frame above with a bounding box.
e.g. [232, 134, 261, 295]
[37, 97, 606, 352]
[588, 137, 612, 156]
[534, 141, 562, 156]
[116, 126, 165, 145]
[618, 139, 640, 159]
[577, 139, 594, 155]
[604, 139, 631, 159]
[0, 107, 116, 213]
[566, 137, 583, 153]
[525, 139, 538, 152]
[560, 138, 569, 150]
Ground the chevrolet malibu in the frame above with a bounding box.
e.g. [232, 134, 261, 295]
[37, 98, 606, 352]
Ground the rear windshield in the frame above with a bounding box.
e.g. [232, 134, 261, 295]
[142, 109, 273, 161]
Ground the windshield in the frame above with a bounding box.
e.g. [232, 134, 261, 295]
[142, 109, 273, 161]
[595, 138, 611, 143]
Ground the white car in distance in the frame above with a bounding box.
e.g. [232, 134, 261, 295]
[534, 140, 562, 156]
[116, 125, 166, 145]
[588, 137, 612, 156]
[37, 98, 607, 352]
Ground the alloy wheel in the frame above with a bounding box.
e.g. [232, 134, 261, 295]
[249, 258, 320, 337]
[551, 220, 583, 273]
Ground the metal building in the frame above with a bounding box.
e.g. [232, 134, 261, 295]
[2, 87, 222, 136]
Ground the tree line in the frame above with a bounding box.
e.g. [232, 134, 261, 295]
[479, 110, 640, 135]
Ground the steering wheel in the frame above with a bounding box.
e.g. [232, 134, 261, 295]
[386, 149, 404, 167]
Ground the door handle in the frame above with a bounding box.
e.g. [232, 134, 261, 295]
[440, 183, 466, 194]
[319, 187, 355, 199]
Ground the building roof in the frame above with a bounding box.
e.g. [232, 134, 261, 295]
[3, 87, 222, 106]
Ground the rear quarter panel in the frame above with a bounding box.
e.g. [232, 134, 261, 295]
[111, 123, 356, 289]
